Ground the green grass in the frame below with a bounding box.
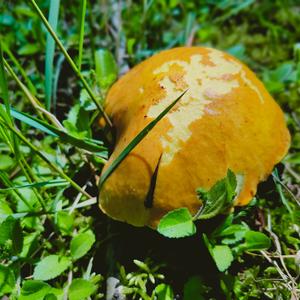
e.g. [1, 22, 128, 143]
[0, 0, 299, 299]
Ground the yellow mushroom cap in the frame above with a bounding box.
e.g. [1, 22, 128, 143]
[99, 47, 290, 229]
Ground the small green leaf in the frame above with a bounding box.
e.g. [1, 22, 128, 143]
[70, 230, 95, 260]
[19, 280, 51, 300]
[0, 216, 23, 254]
[94, 49, 118, 91]
[212, 245, 234, 272]
[183, 276, 206, 300]
[242, 231, 271, 251]
[20, 232, 39, 258]
[0, 154, 14, 170]
[18, 44, 41, 55]
[203, 234, 234, 272]
[68, 279, 97, 300]
[197, 170, 238, 220]
[155, 283, 174, 300]
[33, 255, 71, 281]
[0, 265, 15, 296]
[19, 280, 63, 300]
[157, 208, 196, 238]
[0, 200, 13, 222]
[55, 211, 74, 236]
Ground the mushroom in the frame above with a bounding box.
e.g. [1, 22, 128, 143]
[99, 47, 290, 228]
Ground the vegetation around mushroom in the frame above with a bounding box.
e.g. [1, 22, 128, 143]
[0, 1, 299, 299]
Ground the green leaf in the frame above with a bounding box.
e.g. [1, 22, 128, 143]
[68, 279, 97, 300]
[0, 265, 15, 296]
[197, 170, 238, 220]
[157, 208, 196, 238]
[33, 255, 71, 281]
[0, 154, 14, 170]
[99, 91, 187, 188]
[55, 211, 74, 236]
[183, 276, 206, 300]
[70, 230, 95, 260]
[203, 234, 234, 271]
[63, 104, 91, 138]
[211, 245, 234, 272]
[155, 283, 174, 300]
[0, 216, 23, 254]
[18, 44, 41, 55]
[20, 232, 39, 258]
[94, 49, 118, 91]
[242, 231, 271, 251]
[0, 200, 13, 223]
[19, 280, 51, 300]
[19, 280, 63, 300]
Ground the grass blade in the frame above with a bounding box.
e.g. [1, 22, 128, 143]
[78, 0, 87, 71]
[28, 0, 113, 129]
[0, 117, 92, 199]
[0, 104, 107, 154]
[99, 90, 187, 188]
[45, 0, 60, 111]
[0, 179, 68, 191]
[0, 42, 14, 130]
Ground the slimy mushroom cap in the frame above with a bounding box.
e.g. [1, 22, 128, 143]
[99, 47, 290, 228]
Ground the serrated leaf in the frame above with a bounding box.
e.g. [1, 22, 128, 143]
[212, 245, 234, 272]
[157, 208, 196, 238]
[33, 255, 71, 281]
[70, 230, 95, 260]
[68, 279, 97, 300]
[197, 170, 238, 220]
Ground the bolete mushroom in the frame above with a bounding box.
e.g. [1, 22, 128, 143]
[99, 47, 290, 228]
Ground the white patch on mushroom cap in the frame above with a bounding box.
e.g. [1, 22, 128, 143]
[147, 48, 263, 165]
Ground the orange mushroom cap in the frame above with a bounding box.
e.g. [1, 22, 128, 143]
[99, 47, 290, 228]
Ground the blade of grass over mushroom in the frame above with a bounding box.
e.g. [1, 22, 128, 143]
[45, 0, 60, 110]
[0, 104, 106, 154]
[28, 0, 113, 129]
[99, 90, 187, 188]
[78, 0, 87, 71]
